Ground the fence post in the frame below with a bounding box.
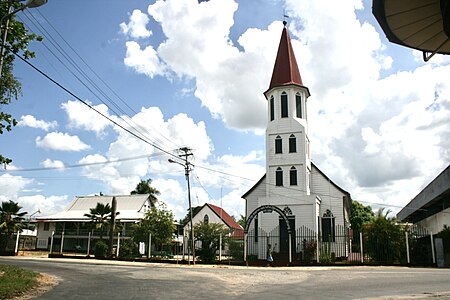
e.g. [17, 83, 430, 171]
[60, 231, 65, 254]
[87, 231, 91, 256]
[219, 233, 222, 261]
[243, 233, 247, 262]
[49, 231, 54, 254]
[116, 232, 120, 257]
[430, 233, 436, 264]
[14, 232, 20, 255]
[405, 231, 410, 264]
[359, 232, 364, 263]
[288, 231, 292, 263]
[148, 233, 152, 259]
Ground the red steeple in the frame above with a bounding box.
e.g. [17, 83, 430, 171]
[266, 23, 305, 93]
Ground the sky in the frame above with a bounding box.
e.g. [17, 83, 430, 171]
[1, 0, 450, 221]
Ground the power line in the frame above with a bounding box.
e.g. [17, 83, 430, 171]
[9, 45, 181, 162]
[19, 10, 181, 152]
[0, 153, 166, 173]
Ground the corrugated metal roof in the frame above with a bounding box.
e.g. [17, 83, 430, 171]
[36, 195, 150, 222]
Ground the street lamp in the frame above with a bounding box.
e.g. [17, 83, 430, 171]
[169, 154, 195, 264]
[0, 0, 48, 76]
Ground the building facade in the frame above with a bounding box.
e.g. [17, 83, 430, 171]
[242, 23, 351, 261]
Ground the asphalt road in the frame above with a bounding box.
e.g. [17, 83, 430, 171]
[1, 257, 450, 300]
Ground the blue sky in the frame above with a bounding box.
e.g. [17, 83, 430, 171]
[1, 0, 450, 220]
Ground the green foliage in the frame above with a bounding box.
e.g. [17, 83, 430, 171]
[302, 239, 317, 262]
[194, 221, 229, 263]
[84, 202, 113, 240]
[179, 206, 202, 226]
[319, 242, 335, 263]
[0, 2, 42, 166]
[363, 208, 405, 263]
[237, 214, 246, 228]
[119, 239, 138, 258]
[0, 264, 39, 299]
[350, 200, 375, 234]
[94, 240, 108, 258]
[130, 178, 160, 206]
[0, 200, 27, 251]
[228, 239, 243, 260]
[133, 204, 175, 250]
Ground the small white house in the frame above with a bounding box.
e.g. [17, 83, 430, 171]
[183, 203, 244, 237]
[35, 194, 152, 251]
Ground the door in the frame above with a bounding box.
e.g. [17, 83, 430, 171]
[279, 217, 295, 256]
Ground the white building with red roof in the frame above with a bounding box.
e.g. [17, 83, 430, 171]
[182, 203, 243, 238]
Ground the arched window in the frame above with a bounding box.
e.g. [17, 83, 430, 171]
[281, 92, 288, 118]
[289, 166, 297, 186]
[321, 209, 335, 242]
[276, 167, 283, 186]
[270, 96, 275, 121]
[275, 135, 282, 154]
[204, 214, 209, 224]
[296, 93, 302, 118]
[289, 134, 296, 153]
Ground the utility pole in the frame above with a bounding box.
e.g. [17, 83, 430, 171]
[169, 147, 195, 264]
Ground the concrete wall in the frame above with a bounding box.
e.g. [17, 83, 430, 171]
[417, 207, 450, 234]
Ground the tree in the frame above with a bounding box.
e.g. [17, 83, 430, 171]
[130, 178, 160, 207]
[179, 206, 202, 226]
[363, 208, 405, 263]
[133, 204, 175, 252]
[1, 2, 42, 166]
[194, 221, 229, 262]
[84, 202, 113, 240]
[350, 200, 375, 235]
[0, 200, 27, 252]
[237, 214, 246, 228]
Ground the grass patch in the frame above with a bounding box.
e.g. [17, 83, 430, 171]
[0, 264, 39, 299]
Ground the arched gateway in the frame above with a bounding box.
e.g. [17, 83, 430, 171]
[244, 205, 293, 263]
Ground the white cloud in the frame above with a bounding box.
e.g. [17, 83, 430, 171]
[0, 174, 33, 201]
[78, 106, 214, 199]
[61, 100, 113, 136]
[124, 41, 165, 78]
[120, 9, 152, 39]
[36, 132, 91, 151]
[18, 195, 69, 217]
[18, 115, 57, 131]
[41, 158, 65, 170]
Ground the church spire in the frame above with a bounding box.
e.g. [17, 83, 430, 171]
[266, 23, 306, 93]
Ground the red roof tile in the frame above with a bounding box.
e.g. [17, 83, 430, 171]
[267, 25, 304, 92]
[207, 203, 243, 231]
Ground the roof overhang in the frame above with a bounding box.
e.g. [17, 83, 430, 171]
[264, 83, 311, 99]
[397, 164, 450, 223]
[372, 0, 450, 61]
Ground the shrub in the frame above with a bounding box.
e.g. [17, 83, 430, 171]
[94, 240, 108, 258]
[119, 239, 138, 258]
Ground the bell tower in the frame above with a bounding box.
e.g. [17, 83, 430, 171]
[264, 22, 311, 202]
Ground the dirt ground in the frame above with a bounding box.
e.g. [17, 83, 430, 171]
[11, 273, 58, 300]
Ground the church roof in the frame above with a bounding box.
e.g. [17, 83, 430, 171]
[266, 23, 306, 94]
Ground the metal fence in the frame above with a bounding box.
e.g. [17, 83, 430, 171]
[239, 224, 437, 265]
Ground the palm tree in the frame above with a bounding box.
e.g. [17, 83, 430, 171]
[84, 202, 112, 240]
[130, 178, 160, 207]
[0, 200, 27, 252]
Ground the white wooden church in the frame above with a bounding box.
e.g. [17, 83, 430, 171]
[242, 22, 352, 262]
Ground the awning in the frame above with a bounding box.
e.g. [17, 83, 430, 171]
[373, 0, 450, 61]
